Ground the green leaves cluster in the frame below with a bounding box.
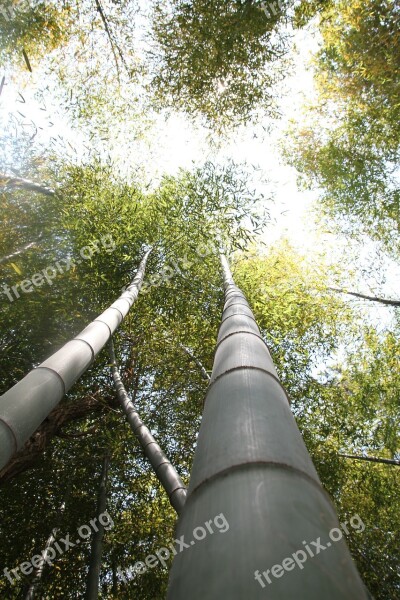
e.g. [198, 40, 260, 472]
[149, 0, 291, 130]
[284, 0, 400, 256]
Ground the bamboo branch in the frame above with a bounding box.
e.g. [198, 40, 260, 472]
[161, 332, 210, 381]
[56, 426, 98, 439]
[86, 453, 110, 599]
[0, 174, 55, 196]
[25, 500, 66, 600]
[339, 453, 400, 466]
[94, 0, 120, 80]
[0, 239, 39, 265]
[329, 287, 400, 307]
[109, 339, 187, 514]
[94, 0, 129, 78]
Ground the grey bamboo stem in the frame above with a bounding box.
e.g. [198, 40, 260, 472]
[0, 249, 152, 471]
[25, 529, 58, 600]
[25, 501, 66, 600]
[86, 454, 110, 599]
[329, 287, 400, 307]
[109, 340, 187, 514]
[167, 253, 368, 600]
[339, 453, 400, 466]
[0, 174, 55, 196]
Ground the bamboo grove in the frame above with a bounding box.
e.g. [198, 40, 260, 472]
[0, 166, 398, 598]
[1, 0, 399, 598]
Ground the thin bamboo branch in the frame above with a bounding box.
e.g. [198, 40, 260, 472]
[339, 453, 400, 466]
[178, 344, 210, 381]
[94, 0, 130, 78]
[94, 0, 121, 81]
[25, 500, 66, 600]
[0, 174, 55, 196]
[329, 287, 400, 307]
[0, 239, 39, 265]
[86, 454, 110, 599]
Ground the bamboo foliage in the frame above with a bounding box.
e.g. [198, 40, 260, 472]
[109, 339, 187, 514]
[0, 249, 151, 471]
[167, 253, 368, 599]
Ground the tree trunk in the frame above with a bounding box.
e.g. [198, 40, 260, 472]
[109, 340, 187, 514]
[0, 249, 151, 471]
[86, 454, 110, 599]
[167, 253, 368, 599]
[0, 174, 55, 196]
[339, 453, 400, 466]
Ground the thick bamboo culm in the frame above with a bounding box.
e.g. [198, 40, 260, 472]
[0, 249, 151, 471]
[167, 253, 368, 600]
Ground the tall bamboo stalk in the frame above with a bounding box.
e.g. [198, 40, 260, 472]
[109, 340, 187, 514]
[86, 454, 110, 599]
[167, 253, 368, 599]
[0, 249, 151, 471]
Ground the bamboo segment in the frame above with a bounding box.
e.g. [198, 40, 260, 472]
[0, 249, 151, 470]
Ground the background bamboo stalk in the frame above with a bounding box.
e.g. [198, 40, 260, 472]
[109, 339, 187, 514]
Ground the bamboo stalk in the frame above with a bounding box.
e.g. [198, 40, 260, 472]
[167, 253, 368, 600]
[86, 454, 110, 599]
[0, 249, 151, 471]
[109, 340, 187, 514]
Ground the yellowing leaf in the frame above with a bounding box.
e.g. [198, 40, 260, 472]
[10, 262, 22, 275]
